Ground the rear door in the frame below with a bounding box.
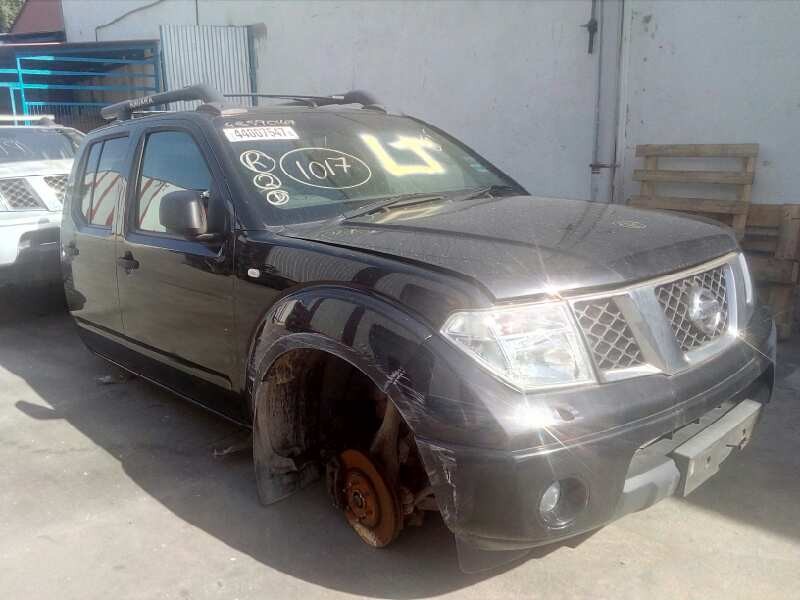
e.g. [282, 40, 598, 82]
[116, 123, 237, 402]
[63, 134, 129, 333]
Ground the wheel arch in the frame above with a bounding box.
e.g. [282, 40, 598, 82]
[244, 286, 436, 504]
[244, 285, 434, 419]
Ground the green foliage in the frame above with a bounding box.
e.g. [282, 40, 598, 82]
[0, 0, 25, 33]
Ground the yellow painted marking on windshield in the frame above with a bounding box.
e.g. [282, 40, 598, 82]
[360, 134, 445, 176]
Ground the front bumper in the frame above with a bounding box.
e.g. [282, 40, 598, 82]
[0, 213, 61, 285]
[416, 307, 776, 571]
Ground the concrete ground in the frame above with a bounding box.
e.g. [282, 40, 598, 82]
[1, 285, 799, 600]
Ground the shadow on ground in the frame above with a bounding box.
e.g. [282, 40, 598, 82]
[0, 285, 525, 598]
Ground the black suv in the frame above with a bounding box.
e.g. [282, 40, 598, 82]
[62, 85, 775, 572]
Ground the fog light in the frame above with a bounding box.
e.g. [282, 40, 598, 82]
[539, 481, 561, 514]
[538, 477, 588, 529]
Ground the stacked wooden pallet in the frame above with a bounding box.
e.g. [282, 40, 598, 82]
[629, 143, 799, 339]
[741, 204, 800, 339]
[630, 143, 758, 237]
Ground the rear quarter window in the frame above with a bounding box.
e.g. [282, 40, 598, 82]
[75, 136, 129, 228]
[78, 142, 101, 220]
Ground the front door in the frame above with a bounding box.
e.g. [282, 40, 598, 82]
[116, 125, 237, 401]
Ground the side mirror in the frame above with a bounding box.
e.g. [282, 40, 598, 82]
[159, 190, 208, 238]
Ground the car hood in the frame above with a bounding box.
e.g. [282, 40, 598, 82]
[0, 158, 73, 179]
[281, 195, 738, 300]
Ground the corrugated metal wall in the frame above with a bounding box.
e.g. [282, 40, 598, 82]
[159, 24, 252, 110]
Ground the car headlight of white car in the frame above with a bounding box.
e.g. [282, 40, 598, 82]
[441, 301, 595, 391]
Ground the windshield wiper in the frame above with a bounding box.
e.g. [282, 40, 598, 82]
[447, 184, 520, 202]
[341, 192, 445, 220]
[340, 185, 520, 221]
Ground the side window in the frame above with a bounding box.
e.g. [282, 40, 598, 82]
[89, 137, 128, 227]
[78, 142, 101, 221]
[136, 131, 212, 233]
[77, 136, 128, 227]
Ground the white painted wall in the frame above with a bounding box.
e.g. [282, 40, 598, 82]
[616, 0, 800, 205]
[61, 0, 800, 205]
[62, 0, 616, 201]
[61, 0, 192, 41]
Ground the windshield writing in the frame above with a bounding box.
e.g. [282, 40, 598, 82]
[221, 113, 514, 224]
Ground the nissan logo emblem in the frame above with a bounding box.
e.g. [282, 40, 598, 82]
[687, 285, 723, 335]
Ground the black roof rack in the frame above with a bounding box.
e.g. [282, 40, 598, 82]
[101, 84, 225, 121]
[101, 85, 385, 123]
[223, 90, 384, 111]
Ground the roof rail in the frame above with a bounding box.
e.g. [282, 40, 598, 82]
[101, 84, 225, 121]
[223, 90, 382, 109]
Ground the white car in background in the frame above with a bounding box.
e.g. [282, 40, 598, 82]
[0, 118, 83, 286]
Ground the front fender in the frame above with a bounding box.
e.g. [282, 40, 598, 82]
[245, 285, 510, 507]
[246, 285, 435, 430]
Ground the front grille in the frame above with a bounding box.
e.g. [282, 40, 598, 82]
[0, 178, 46, 210]
[656, 266, 729, 352]
[573, 297, 644, 370]
[44, 175, 68, 202]
[569, 256, 740, 380]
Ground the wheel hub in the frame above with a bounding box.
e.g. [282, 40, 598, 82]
[344, 469, 380, 528]
[338, 449, 402, 547]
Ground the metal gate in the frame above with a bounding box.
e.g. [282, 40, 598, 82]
[0, 41, 161, 131]
[160, 25, 254, 110]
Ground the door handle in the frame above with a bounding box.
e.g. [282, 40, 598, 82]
[116, 251, 140, 272]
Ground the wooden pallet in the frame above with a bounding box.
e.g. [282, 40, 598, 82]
[630, 143, 759, 237]
[741, 204, 800, 262]
[758, 284, 795, 340]
[742, 204, 800, 340]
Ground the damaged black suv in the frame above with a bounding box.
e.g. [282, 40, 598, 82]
[62, 85, 775, 572]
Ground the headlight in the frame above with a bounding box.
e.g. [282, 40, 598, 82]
[441, 301, 595, 391]
[735, 253, 755, 330]
[737, 253, 754, 306]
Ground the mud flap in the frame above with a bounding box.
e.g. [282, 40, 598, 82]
[253, 397, 321, 505]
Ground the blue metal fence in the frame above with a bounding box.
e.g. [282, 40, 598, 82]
[0, 42, 161, 129]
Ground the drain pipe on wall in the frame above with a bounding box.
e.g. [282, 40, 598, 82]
[588, 0, 626, 204]
[588, 0, 604, 201]
[612, 0, 637, 205]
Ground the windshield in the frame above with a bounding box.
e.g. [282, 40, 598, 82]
[0, 128, 80, 164]
[219, 111, 520, 224]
